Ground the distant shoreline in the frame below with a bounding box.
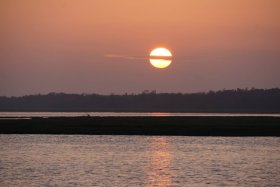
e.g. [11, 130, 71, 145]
[1, 89, 280, 113]
[0, 116, 279, 136]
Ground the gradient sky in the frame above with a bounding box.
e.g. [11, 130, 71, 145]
[1, 0, 280, 96]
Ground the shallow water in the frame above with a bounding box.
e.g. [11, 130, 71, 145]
[0, 135, 279, 187]
[0, 112, 280, 118]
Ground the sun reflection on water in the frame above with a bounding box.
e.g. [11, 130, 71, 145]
[149, 112, 173, 117]
[146, 137, 172, 187]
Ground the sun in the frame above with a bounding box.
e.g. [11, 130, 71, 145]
[149, 48, 172, 69]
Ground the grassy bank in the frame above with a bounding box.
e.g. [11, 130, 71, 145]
[0, 116, 280, 136]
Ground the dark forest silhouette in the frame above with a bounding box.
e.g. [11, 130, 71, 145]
[0, 88, 279, 113]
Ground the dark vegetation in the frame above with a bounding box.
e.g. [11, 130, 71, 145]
[0, 88, 280, 113]
[0, 116, 279, 136]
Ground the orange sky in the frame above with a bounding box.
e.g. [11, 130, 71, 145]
[1, 0, 280, 96]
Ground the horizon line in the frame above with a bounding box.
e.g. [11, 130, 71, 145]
[1, 87, 279, 98]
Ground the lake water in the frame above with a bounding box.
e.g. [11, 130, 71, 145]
[0, 112, 280, 118]
[0, 135, 279, 186]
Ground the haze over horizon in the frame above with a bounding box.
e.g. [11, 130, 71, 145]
[1, 0, 280, 96]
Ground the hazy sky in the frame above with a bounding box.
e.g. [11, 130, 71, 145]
[1, 0, 280, 96]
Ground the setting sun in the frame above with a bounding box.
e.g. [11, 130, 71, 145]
[149, 48, 172, 69]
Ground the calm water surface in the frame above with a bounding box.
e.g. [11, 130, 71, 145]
[0, 112, 280, 117]
[0, 135, 279, 187]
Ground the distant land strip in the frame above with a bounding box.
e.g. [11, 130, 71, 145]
[0, 116, 280, 136]
[1, 88, 279, 113]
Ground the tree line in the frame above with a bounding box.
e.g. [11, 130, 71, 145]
[0, 88, 279, 113]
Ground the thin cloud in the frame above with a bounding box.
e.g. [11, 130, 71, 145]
[104, 54, 147, 60]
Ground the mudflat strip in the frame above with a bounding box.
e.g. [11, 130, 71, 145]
[0, 116, 280, 136]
